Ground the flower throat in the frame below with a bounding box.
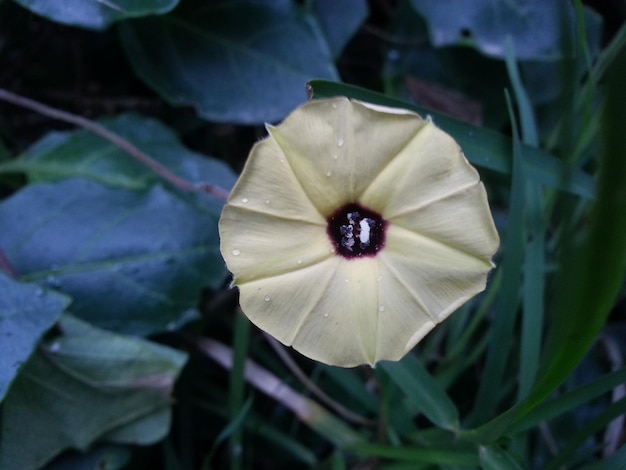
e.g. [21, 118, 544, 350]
[326, 203, 386, 259]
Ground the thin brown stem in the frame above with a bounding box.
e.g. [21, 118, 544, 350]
[0, 248, 16, 277]
[263, 332, 373, 426]
[0, 88, 230, 201]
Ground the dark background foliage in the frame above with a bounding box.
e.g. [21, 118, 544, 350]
[1, 0, 626, 469]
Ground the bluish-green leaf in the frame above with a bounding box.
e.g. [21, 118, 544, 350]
[14, 0, 178, 30]
[0, 178, 226, 335]
[0, 273, 71, 402]
[0, 314, 187, 470]
[409, 0, 602, 61]
[0, 113, 236, 198]
[120, 0, 339, 124]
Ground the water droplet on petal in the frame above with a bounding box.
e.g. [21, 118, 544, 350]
[232, 249, 241, 256]
[264, 295, 271, 302]
[337, 137, 344, 147]
[332, 103, 337, 109]
[297, 259, 303, 265]
[333, 154, 339, 160]
[377, 276, 383, 282]
[378, 305, 386, 312]
[326, 170, 332, 177]
[241, 197, 249, 203]
[345, 279, 349, 283]
[265, 199, 271, 205]
[323, 312, 329, 318]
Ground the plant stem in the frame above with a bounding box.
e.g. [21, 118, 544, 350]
[0, 88, 230, 201]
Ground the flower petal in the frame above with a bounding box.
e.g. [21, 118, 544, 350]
[219, 137, 332, 282]
[360, 120, 479, 219]
[268, 98, 428, 215]
[388, 183, 500, 262]
[364, 226, 494, 361]
[238, 257, 381, 367]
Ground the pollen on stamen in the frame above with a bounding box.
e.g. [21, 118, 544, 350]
[327, 203, 387, 259]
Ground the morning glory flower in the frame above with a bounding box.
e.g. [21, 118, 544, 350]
[219, 97, 499, 367]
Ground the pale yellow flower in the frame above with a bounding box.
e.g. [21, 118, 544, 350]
[219, 97, 499, 367]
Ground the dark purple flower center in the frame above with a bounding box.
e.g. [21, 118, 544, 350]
[326, 203, 386, 259]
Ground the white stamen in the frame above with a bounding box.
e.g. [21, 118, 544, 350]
[359, 219, 371, 245]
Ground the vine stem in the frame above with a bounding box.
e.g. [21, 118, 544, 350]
[0, 88, 230, 201]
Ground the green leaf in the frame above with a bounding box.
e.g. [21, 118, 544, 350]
[13, 0, 178, 30]
[307, 79, 595, 199]
[311, 0, 368, 59]
[120, 0, 339, 124]
[0, 273, 70, 402]
[0, 314, 187, 470]
[511, 34, 626, 431]
[0, 113, 236, 196]
[348, 442, 479, 466]
[379, 354, 459, 431]
[0, 178, 226, 336]
[509, 368, 626, 435]
[409, 0, 602, 61]
[478, 445, 525, 470]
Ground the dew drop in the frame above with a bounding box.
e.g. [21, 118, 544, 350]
[337, 137, 344, 147]
[297, 259, 303, 265]
[333, 154, 339, 160]
[323, 312, 329, 318]
[231, 248, 241, 256]
[46, 276, 62, 288]
[326, 170, 333, 177]
[377, 276, 383, 282]
[35, 288, 45, 297]
[378, 305, 386, 312]
[265, 199, 271, 205]
[344, 279, 349, 283]
[264, 295, 271, 302]
[241, 197, 249, 203]
[332, 103, 337, 109]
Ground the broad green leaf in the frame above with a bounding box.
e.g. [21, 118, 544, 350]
[409, 0, 602, 61]
[0, 314, 187, 470]
[0, 113, 236, 197]
[120, 0, 339, 124]
[311, 0, 368, 59]
[0, 273, 70, 402]
[13, 0, 178, 30]
[307, 79, 595, 199]
[379, 354, 459, 431]
[0, 178, 226, 336]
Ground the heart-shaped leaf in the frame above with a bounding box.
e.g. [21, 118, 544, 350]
[120, 0, 339, 123]
[0, 178, 226, 335]
[14, 0, 178, 30]
[0, 314, 187, 469]
[0, 273, 71, 402]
